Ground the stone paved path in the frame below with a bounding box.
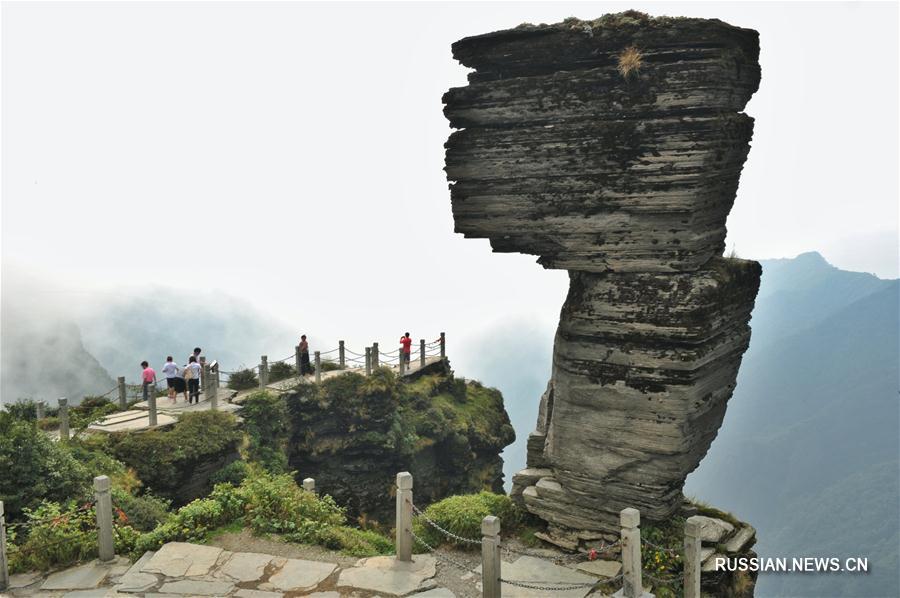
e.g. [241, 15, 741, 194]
[5, 541, 452, 597]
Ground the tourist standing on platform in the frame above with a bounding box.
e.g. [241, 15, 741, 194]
[299, 335, 311, 375]
[399, 332, 413, 367]
[161, 356, 183, 403]
[141, 361, 156, 403]
[186, 356, 202, 404]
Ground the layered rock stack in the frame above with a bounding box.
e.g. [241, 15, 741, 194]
[444, 12, 762, 545]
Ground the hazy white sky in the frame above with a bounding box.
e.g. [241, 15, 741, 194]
[2, 1, 898, 367]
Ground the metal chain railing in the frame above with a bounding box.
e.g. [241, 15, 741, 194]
[409, 501, 482, 546]
[642, 537, 682, 555]
[410, 528, 481, 574]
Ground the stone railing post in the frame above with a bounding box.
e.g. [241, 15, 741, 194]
[365, 347, 372, 375]
[372, 342, 380, 368]
[481, 515, 502, 598]
[93, 476, 115, 562]
[619, 507, 644, 598]
[148, 388, 158, 427]
[0, 500, 9, 591]
[209, 371, 218, 410]
[58, 398, 70, 442]
[202, 363, 210, 392]
[302, 478, 316, 494]
[314, 351, 321, 383]
[36, 400, 45, 420]
[339, 341, 346, 368]
[200, 357, 208, 393]
[440, 332, 446, 357]
[259, 355, 269, 388]
[399, 348, 406, 375]
[295, 345, 302, 374]
[684, 516, 702, 598]
[420, 339, 426, 367]
[117, 376, 127, 410]
[396, 472, 413, 562]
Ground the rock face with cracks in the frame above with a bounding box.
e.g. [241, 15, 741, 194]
[443, 11, 762, 542]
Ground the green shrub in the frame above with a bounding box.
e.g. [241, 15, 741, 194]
[228, 368, 259, 390]
[3, 399, 37, 421]
[111, 488, 171, 532]
[36, 416, 60, 431]
[240, 392, 289, 472]
[108, 411, 242, 502]
[238, 471, 345, 540]
[0, 412, 90, 518]
[268, 361, 296, 382]
[210, 460, 250, 486]
[320, 360, 343, 372]
[7, 501, 100, 573]
[70, 397, 118, 430]
[413, 492, 522, 550]
[134, 496, 232, 553]
[319, 525, 394, 556]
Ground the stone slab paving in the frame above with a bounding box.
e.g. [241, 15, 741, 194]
[157, 579, 236, 595]
[215, 551, 277, 583]
[575, 558, 621, 578]
[337, 554, 437, 596]
[264, 557, 337, 592]
[141, 542, 223, 578]
[476, 555, 597, 598]
[10, 541, 462, 597]
[42, 559, 130, 591]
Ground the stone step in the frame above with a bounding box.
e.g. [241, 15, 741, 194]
[722, 524, 756, 553]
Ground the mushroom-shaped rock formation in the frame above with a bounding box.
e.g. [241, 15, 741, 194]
[443, 11, 762, 543]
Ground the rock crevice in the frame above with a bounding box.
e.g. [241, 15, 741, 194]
[444, 11, 762, 541]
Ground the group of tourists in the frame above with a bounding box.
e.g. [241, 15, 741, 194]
[140, 347, 204, 405]
[295, 332, 416, 375]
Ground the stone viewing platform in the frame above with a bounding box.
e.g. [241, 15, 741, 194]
[74, 337, 449, 433]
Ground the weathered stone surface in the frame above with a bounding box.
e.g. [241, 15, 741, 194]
[445, 11, 761, 546]
[62, 590, 123, 598]
[216, 551, 275, 582]
[337, 555, 437, 596]
[157, 579, 235, 595]
[415, 588, 456, 597]
[487, 556, 596, 598]
[8, 571, 42, 589]
[112, 550, 158, 593]
[692, 516, 736, 543]
[723, 524, 757, 553]
[42, 561, 111, 590]
[267, 558, 337, 592]
[141, 542, 223, 578]
[444, 15, 759, 273]
[576, 559, 622, 578]
[234, 590, 286, 598]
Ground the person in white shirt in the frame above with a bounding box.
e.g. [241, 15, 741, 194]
[186, 356, 202, 404]
[162, 355, 178, 403]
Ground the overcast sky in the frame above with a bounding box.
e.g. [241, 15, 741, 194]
[2, 1, 898, 371]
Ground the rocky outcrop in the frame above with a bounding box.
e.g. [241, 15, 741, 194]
[285, 364, 515, 523]
[444, 10, 762, 544]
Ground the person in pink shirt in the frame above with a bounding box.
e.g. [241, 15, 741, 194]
[141, 360, 157, 403]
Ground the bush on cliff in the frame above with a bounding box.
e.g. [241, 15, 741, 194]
[240, 391, 289, 472]
[108, 411, 242, 503]
[133, 469, 393, 557]
[268, 360, 296, 382]
[413, 492, 522, 550]
[227, 367, 258, 390]
[0, 412, 90, 517]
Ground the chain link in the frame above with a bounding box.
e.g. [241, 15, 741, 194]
[641, 538, 682, 555]
[642, 570, 685, 585]
[409, 501, 482, 546]
[410, 528, 481, 574]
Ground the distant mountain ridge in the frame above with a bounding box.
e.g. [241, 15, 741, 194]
[686, 251, 899, 597]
